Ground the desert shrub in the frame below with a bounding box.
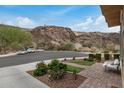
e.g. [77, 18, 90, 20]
[89, 54, 95, 60]
[59, 41, 74, 51]
[33, 62, 47, 76]
[95, 53, 101, 61]
[104, 53, 110, 60]
[114, 54, 120, 60]
[48, 59, 67, 80]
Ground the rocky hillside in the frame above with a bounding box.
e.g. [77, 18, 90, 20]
[30, 26, 76, 50]
[30, 25, 120, 52]
[75, 32, 119, 48]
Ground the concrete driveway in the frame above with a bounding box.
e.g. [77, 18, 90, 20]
[0, 61, 49, 88]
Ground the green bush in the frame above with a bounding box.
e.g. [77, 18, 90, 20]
[48, 59, 67, 80]
[58, 41, 74, 51]
[114, 54, 120, 60]
[104, 53, 110, 60]
[33, 62, 47, 76]
[48, 59, 59, 69]
[96, 53, 101, 61]
[89, 54, 95, 60]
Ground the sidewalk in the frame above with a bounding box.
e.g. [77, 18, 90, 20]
[0, 52, 18, 58]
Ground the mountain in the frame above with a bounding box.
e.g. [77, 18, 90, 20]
[0, 24, 120, 52]
[30, 25, 119, 52]
[30, 26, 76, 50]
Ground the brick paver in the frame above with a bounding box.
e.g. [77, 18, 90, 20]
[79, 63, 122, 88]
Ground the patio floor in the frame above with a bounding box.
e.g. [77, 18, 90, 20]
[79, 63, 122, 88]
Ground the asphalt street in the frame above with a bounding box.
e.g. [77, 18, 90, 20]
[0, 51, 88, 68]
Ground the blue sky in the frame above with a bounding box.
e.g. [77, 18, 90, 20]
[0, 5, 119, 32]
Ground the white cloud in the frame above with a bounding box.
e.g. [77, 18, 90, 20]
[17, 16, 33, 27]
[107, 26, 120, 32]
[70, 15, 120, 32]
[0, 16, 37, 28]
[95, 15, 105, 25]
[77, 17, 93, 27]
[71, 17, 94, 31]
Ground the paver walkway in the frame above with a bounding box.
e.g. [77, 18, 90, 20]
[79, 63, 122, 88]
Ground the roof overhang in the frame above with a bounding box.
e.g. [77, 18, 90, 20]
[100, 5, 123, 27]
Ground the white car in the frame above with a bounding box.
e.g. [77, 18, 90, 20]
[36, 49, 45, 52]
[26, 48, 35, 53]
[17, 51, 28, 55]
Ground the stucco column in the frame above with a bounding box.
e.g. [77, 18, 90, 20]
[120, 6, 124, 87]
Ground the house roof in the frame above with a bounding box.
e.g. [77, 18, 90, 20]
[100, 5, 123, 27]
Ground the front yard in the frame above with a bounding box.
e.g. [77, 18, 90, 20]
[27, 58, 98, 88]
[27, 59, 86, 88]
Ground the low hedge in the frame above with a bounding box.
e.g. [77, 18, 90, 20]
[114, 54, 120, 60]
[89, 54, 95, 60]
[95, 53, 101, 61]
[104, 53, 110, 60]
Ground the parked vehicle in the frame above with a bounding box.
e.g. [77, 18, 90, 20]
[36, 49, 45, 52]
[17, 51, 28, 55]
[27, 48, 35, 53]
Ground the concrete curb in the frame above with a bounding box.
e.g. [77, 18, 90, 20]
[0, 50, 45, 58]
[0, 53, 18, 58]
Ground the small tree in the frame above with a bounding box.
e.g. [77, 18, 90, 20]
[0, 27, 32, 53]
